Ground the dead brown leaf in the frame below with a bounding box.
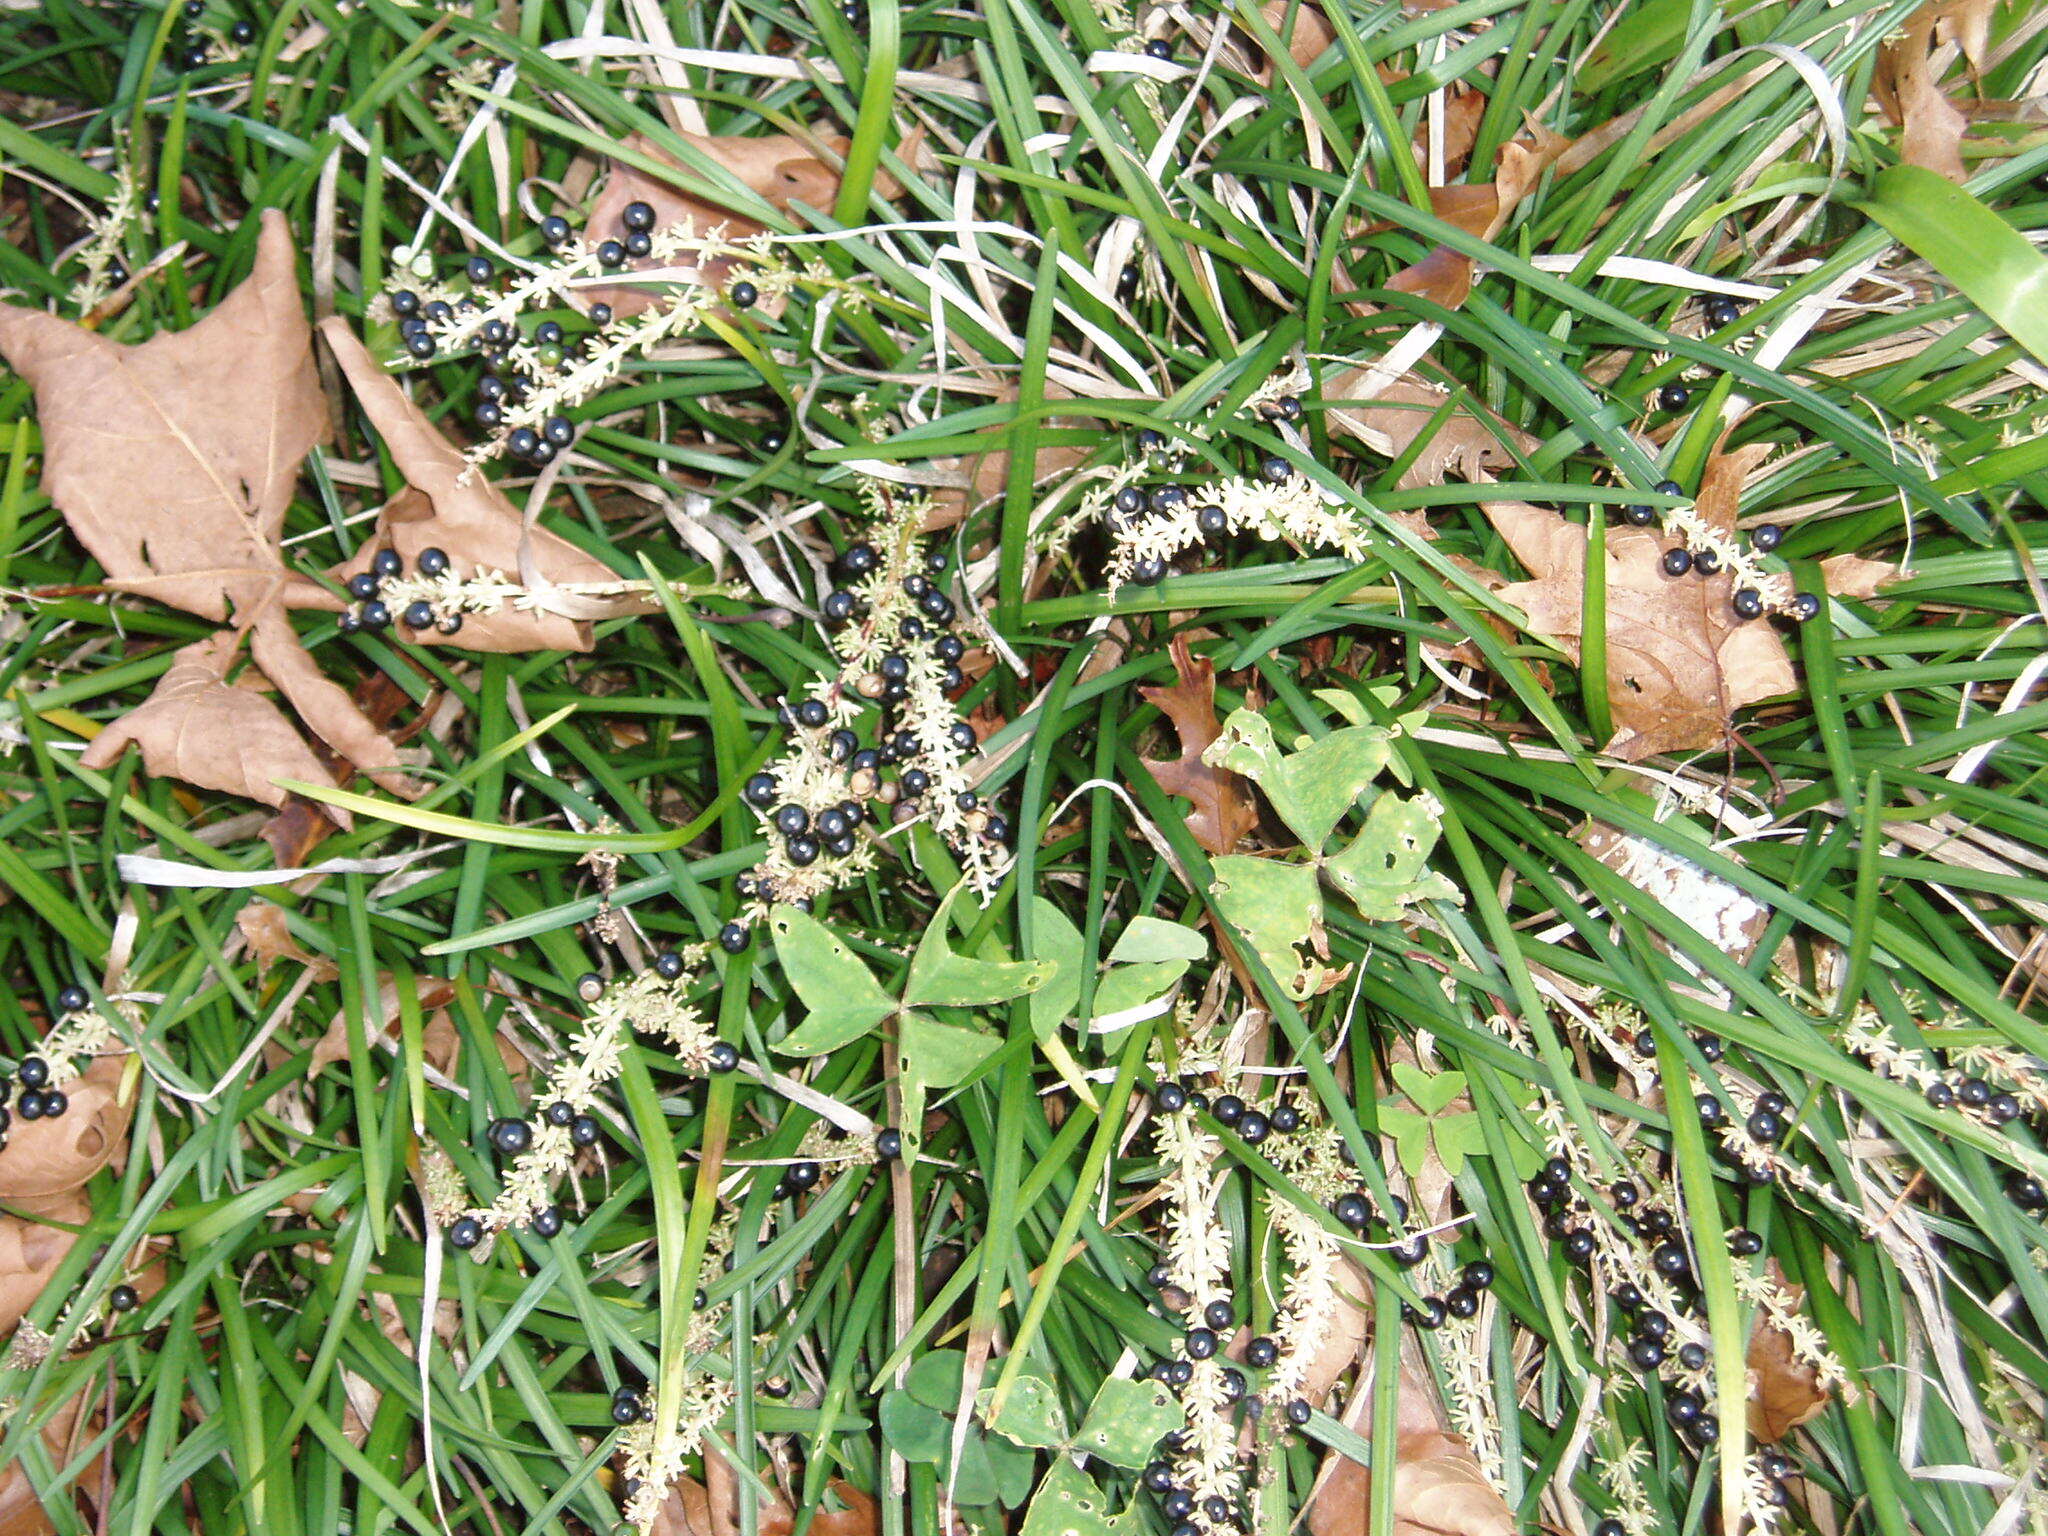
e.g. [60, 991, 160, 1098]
[237, 900, 339, 980]
[1251, 0, 1335, 77]
[1297, 1257, 1372, 1407]
[1876, 6, 1970, 183]
[1323, 374, 1538, 489]
[1747, 1267, 1831, 1442]
[0, 209, 327, 622]
[0, 1193, 92, 1337]
[1307, 1360, 1514, 1536]
[0, 1381, 102, 1536]
[1483, 445, 1797, 758]
[1819, 551, 1906, 599]
[651, 1447, 875, 1536]
[581, 132, 910, 317]
[320, 322, 643, 652]
[1140, 635, 1259, 856]
[260, 794, 341, 867]
[0, 1056, 130, 1205]
[308, 976, 461, 1074]
[78, 631, 347, 814]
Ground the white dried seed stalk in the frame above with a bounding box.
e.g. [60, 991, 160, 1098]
[1259, 1111, 1352, 1410]
[1103, 473, 1368, 597]
[621, 1225, 741, 1532]
[1596, 1441, 1659, 1536]
[460, 959, 714, 1238]
[369, 568, 741, 630]
[1659, 500, 1803, 617]
[1841, 1006, 2047, 1127]
[1735, 1266, 1852, 1397]
[1154, 1110, 1248, 1533]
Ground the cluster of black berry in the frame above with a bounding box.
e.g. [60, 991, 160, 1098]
[1647, 293, 1747, 412]
[546, 197, 762, 312]
[163, 1, 255, 71]
[0, 985, 94, 1142]
[1150, 1077, 1300, 1148]
[1140, 1458, 1245, 1536]
[336, 545, 461, 637]
[1912, 1064, 2030, 1124]
[735, 544, 1005, 906]
[1397, 1259, 1497, 1330]
[609, 1382, 657, 1427]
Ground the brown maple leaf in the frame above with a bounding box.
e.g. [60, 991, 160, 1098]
[1307, 1359, 1514, 1536]
[320, 318, 641, 651]
[0, 1055, 129, 1207]
[580, 131, 912, 317]
[0, 1192, 92, 1339]
[1484, 444, 1797, 759]
[78, 631, 346, 814]
[1141, 635, 1259, 856]
[0, 209, 328, 622]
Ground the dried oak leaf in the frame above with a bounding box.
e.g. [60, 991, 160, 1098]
[1323, 373, 1538, 489]
[1747, 1267, 1830, 1442]
[1140, 635, 1259, 856]
[581, 131, 911, 317]
[0, 209, 327, 621]
[1307, 1361, 1513, 1536]
[0, 1192, 92, 1337]
[0, 1379, 103, 1536]
[1484, 444, 1796, 759]
[79, 631, 347, 816]
[320, 319, 641, 652]
[0, 1056, 130, 1205]
[1875, 6, 1969, 184]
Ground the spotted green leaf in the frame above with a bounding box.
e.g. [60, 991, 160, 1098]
[905, 883, 1053, 1009]
[1019, 1460, 1142, 1536]
[1208, 855, 1339, 1002]
[1069, 1378, 1182, 1468]
[768, 904, 897, 1055]
[982, 1373, 1069, 1449]
[1205, 708, 1399, 850]
[1321, 790, 1461, 921]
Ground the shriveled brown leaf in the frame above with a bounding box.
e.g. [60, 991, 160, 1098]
[1747, 1267, 1831, 1442]
[0, 209, 327, 621]
[1875, 6, 1969, 183]
[1140, 635, 1259, 856]
[78, 631, 344, 812]
[652, 1448, 874, 1536]
[260, 794, 341, 866]
[308, 976, 461, 1074]
[0, 1056, 130, 1204]
[0, 1192, 91, 1337]
[1324, 374, 1538, 489]
[320, 322, 642, 652]
[1819, 551, 1906, 600]
[1483, 444, 1797, 758]
[237, 900, 339, 980]
[581, 131, 910, 317]
[1307, 1361, 1514, 1536]
[0, 1380, 102, 1536]
[245, 609, 425, 796]
[1296, 1257, 1372, 1407]
[1252, 0, 1335, 76]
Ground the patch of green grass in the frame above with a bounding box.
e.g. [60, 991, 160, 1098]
[2, 3, 2046, 1536]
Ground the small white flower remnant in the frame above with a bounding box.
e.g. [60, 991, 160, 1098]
[1152, 1109, 1249, 1534]
[1595, 1442, 1659, 1536]
[67, 159, 150, 312]
[1102, 471, 1369, 597]
[741, 480, 1010, 912]
[457, 958, 715, 1240]
[365, 562, 742, 637]
[31, 999, 133, 1089]
[1734, 1264, 1852, 1401]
